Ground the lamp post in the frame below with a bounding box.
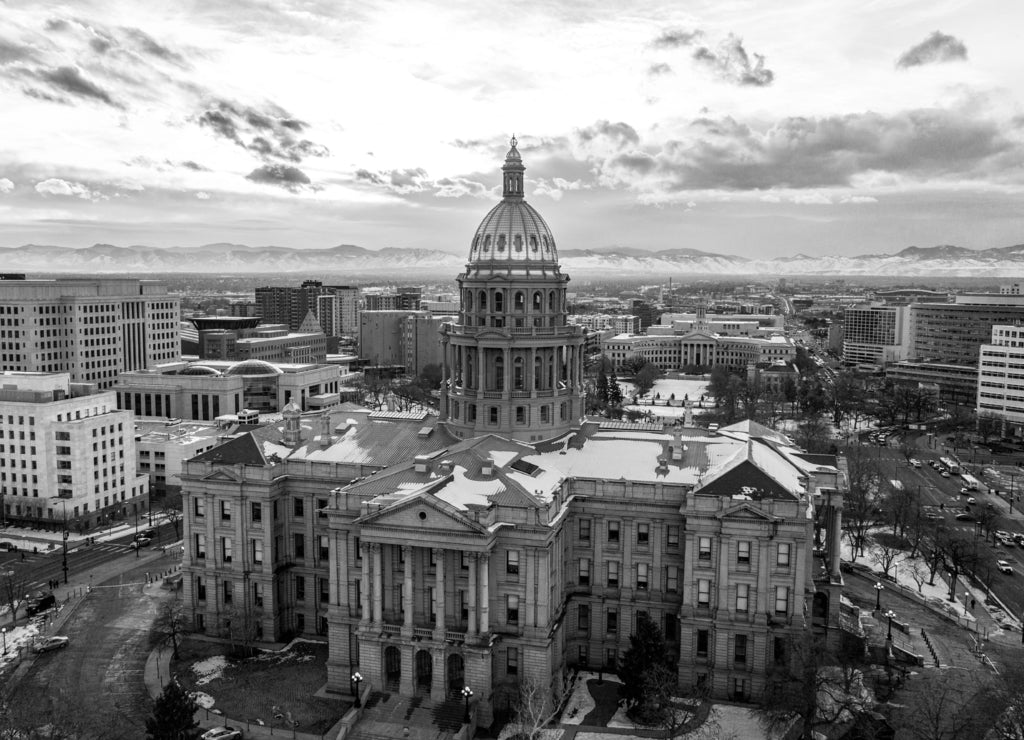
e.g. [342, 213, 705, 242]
[461, 685, 473, 724]
[51, 498, 70, 585]
[351, 671, 362, 707]
[134, 511, 139, 558]
[884, 610, 896, 642]
[874, 582, 883, 611]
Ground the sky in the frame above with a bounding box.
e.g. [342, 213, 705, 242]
[1, 0, 1023, 259]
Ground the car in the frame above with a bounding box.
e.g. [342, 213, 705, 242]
[925, 512, 942, 520]
[940, 470, 951, 478]
[138, 528, 157, 540]
[33, 635, 69, 653]
[955, 513, 975, 521]
[26, 592, 56, 616]
[129, 537, 152, 549]
[201, 728, 243, 740]
[967, 497, 977, 505]
[997, 560, 1014, 575]
[910, 459, 922, 468]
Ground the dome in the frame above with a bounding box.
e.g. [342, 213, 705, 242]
[467, 136, 559, 267]
[178, 364, 222, 376]
[224, 359, 284, 376]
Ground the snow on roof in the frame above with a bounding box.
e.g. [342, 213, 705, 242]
[435, 465, 507, 510]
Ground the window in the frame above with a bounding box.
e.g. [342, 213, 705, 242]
[666, 566, 678, 593]
[221, 537, 232, 563]
[251, 502, 262, 523]
[293, 497, 304, 517]
[220, 500, 231, 521]
[294, 533, 305, 560]
[696, 629, 709, 657]
[637, 523, 649, 545]
[607, 521, 620, 543]
[296, 575, 306, 601]
[194, 533, 206, 559]
[194, 498, 205, 518]
[734, 634, 747, 665]
[636, 563, 649, 590]
[354, 537, 361, 561]
[223, 581, 232, 604]
[697, 579, 711, 607]
[698, 537, 712, 560]
[607, 561, 620, 588]
[506, 595, 519, 625]
[507, 647, 519, 675]
[775, 586, 789, 615]
[774, 637, 787, 666]
[732, 678, 748, 701]
[317, 498, 327, 518]
[736, 583, 749, 613]
[578, 645, 589, 667]
[196, 577, 206, 601]
[777, 543, 791, 567]
[578, 558, 590, 586]
[320, 577, 329, 604]
[667, 525, 679, 547]
[606, 609, 618, 635]
[319, 535, 329, 561]
[579, 519, 591, 542]
[461, 551, 469, 570]
[738, 541, 751, 564]
[253, 582, 264, 607]
[252, 539, 263, 565]
[578, 604, 590, 633]
[665, 614, 678, 642]
[489, 407, 499, 424]
[428, 587, 436, 622]
[506, 550, 520, 576]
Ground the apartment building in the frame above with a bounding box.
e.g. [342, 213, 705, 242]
[977, 324, 1024, 436]
[0, 277, 180, 388]
[0, 371, 149, 530]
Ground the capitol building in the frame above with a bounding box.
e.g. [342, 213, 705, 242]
[180, 140, 848, 728]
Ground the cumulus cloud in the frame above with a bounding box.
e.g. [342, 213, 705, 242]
[245, 164, 311, 192]
[196, 191, 210, 199]
[896, 31, 968, 69]
[197, 100, 328, 163]
[35, 178, 105, 200]
[38, 65, 121, 107]
[650, 28, 774, 86]
[0, 38, 37, 64]
[44, 17, 187, 66]
[355, 167, 489, 199]
[647, 62, 672, 76]
[0, 178, 13, 193]
[434, 176, 488, 198]
[180, 160, 209, 171]
[121, 27, 186, 65]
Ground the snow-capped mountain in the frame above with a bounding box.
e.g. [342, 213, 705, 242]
[1, 242, 1023, 277]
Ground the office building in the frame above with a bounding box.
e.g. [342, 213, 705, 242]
[977, 324, 1024, 436]
[193, 316, 327, 365]
[0, 277, 180, 388]
[841, 303, 908, 371]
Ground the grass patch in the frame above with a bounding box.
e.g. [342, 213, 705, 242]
[171, 637, 350, 735]
[580, 679, 621, 727]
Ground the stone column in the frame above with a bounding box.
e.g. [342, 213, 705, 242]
[360, 540, 370, 624]
[467, 553, 478, 639]
[434, 548, 446, 636]
[439, 339, 449, 417]
[479, 554, 490, 634]
[403, 545, 414, 635]
[477, 348, 486, 396]
[830, 508, 842, 577]
[372, 543, 383, 625]
[503, 347, 511, 396]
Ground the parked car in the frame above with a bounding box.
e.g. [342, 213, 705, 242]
[129, 537, 152, 549]
[201, 728, 243, 740]
[955, 513, 975, 521]
[33, 636, 69, 653]
[26, 592, 56, 616]
[997, 560, 1014, 575]
[967, 497, 977, 505]
[909, 459, 922, 468]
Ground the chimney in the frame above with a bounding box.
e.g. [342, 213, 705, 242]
[481, 456, 494, 476]
[414, 454, 430, 473]
[319, 412, 333, 447]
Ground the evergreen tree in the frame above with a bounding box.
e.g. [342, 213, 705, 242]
[607, 370, 623, 406]
[619, 612, 669, 708]
[146, 681, 201, 740]
[596, 364, 609, 405]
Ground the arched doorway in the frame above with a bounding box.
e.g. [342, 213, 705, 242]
[447, 653, 465, 697]
[384, 646, 401, 692]
[416, 650, 432, 695]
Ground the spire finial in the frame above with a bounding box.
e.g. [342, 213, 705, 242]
[510, 134, 517, 148]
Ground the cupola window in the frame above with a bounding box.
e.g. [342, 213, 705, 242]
[484, 234, 492, 251]
[497, 234, 506, 252]
[514, 234, 523, 252]
[515, 292, 525, 311]
[533, 291, 542, 311]
[529, 235, 538, 251]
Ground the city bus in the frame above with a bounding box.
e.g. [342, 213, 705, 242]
[939, 456, 961, 475]
[960, 473, 982, 491]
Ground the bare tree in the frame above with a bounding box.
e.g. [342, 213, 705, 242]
[896, 672, 999, 740]
[0, 568, 34, 627]
[869, 533, 904, 579]
[161, 499, 183, 540]
[841, 446, 883, 560]
[509, 673, 577, 740]
[154, 598, 189, 658]
[936, 530, 977, 601]
[907, 559, 930, 594]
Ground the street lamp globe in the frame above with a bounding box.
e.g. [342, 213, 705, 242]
[874, 582, 884, 611]
[461, 685, 474, 723]
[884, 610, 897, 641]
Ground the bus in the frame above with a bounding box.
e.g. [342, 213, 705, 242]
[960, 473, 982, 491]
[939, 456, 961, 475]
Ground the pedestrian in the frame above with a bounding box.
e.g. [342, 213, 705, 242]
[971, 597, 976, 611]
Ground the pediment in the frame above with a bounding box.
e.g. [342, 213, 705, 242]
[201, 468, 242, 482]
[679, 330, 718, 341]
[357, 491, 488, 537]
[718, 502, 776, 521]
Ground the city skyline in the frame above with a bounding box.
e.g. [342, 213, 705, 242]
[1, 1, 1022, 261]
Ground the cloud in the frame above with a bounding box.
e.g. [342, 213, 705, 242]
[34, 178, 105, 200]
[196, 191, 210, 200]
[651, 28, 704, 49]
[434, 176, 488, 198]
[840, 195, 878, 204]
[121, 27, 186, 65]
[0, 178, 13, 193]
[197, 100, 327, 163]
[0, 38, 37, 64]
[647, 62, 672, 76]
[245, 164, 311, 192]
[180, 160, 209, 171]
[38, 65, 122, 107]
[651, 28, 774, 86]
[896, 31, 968, 69]
[355, 167, 489, 199]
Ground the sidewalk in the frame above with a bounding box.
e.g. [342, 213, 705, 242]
[0, 512, 174, 554]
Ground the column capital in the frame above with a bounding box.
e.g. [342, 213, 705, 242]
[369, 542, 381, 553]
[431, 547, 443, 558]
[401, 544, 412, 556]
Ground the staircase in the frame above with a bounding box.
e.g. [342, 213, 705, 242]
[348, 691, 465, 740]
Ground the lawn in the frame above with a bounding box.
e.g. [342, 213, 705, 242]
[171, 637, 350, 735]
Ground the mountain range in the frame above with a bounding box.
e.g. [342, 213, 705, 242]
[2, 242, 1023, 277]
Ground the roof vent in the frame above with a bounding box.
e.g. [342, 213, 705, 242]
[481, 456, 494, 476]
[418, 426, 433, 438]
[438, 459, 454, 475]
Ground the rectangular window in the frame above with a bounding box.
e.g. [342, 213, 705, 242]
[606, 649, 617, 670]
[666, 566, 678, 593]
[637, 522, 649, 545]
[195, 533, 206, 560]
[665, 614, 678, 642]
[220, 500, 231, 521]
[606, 609, 618, 635]
[578, 558, 590, 586]
[734, 634, 747, 665]
[578, 644, 589, 667]
[223, 581, 232, 604]
[293, 497, 304, 517]
[736, 583, 749, 613]
[698, 536, 712, 560]
[506, 595, 519, 625]
[251, 502, 262, 523]
[579, 518, 591, 541]
[774, 637, 787, 666]
[428, 587, 436, 622]
[317, 498, 327, 518]
[320, 577, 329, 604]
[777, 543, 791, 567]
[506, 550, 520, 576]
[253, 582, 264, 607]
[775, 586, 789, 615]
[461, 551, 469, 570]
[696, 629, 709, 657]
[738, 541, 751, 564]
[194, 498, 205, 518]
[607, 561, 620, 588]
[252, 539, 263, 565]
[507, 647, 519, 675]
[196, 577, 206, 601]
[221, 537, 232, 563]
[294, 533, 305, 560]
[667, 525, 680, 547]
[296, 575, 305, 601]
[697, 579, 710, 607]
[578, 603, 590, 633]
[318, 535, 329, 561]
[636, 563, 649, 590]
[607, 521, 620, 543]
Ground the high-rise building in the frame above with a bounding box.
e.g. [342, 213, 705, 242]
[0, 278, 180, 388]
[841, 303, 908, 370]
[0, 371, 149, 530]
[977, 323, 1024, 436]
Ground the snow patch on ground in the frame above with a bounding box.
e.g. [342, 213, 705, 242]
[559, 671, 605, 725]
[192, 655, 229, 685]
[191, 691, 215, 709]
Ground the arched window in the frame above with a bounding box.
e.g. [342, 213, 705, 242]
[529, 235, 538, 252]
[479, 291, 487, 310]
[483, 234, 492, 251]
[514, 292, 525, 311]
[494, 355, 504, 391]
[466, 354, 474, 388]
[497, 235, 506, 252]
[547, 356, 554, 388]
[532, 291, 542, 311]
[548, 291, 555, 311]
[514, 234, 523, 252]
[465, 291, 473, 311]
[534, 355, 542, 390]
[514, 357, 524, 390]
[494, 291, 504, 312]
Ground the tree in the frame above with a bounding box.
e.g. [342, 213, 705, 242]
[793, 417, 833, 454]
[936, 529, 976, 601]
[162, 499, 183, 540]
[826, 370, 860, 427]
[154, 598, 189, 659]
[708, 366, 731, 406]
[869, 532, 905, 578]
[619, 612, 675, 722]
[623, 354, 647, 376]
[508, 673, 577, 740]
[893, 672, 1000, 740]
[633, 363, 662, 398]
[842, 446, 883, 560]
[607, 369, 623, 407]
[976, 410, 1002, 444]
[0, 568, 33, 626]
[415, 363, 443, 392]
[145, 681, 201, 740]
[596, 363, 609, 406]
